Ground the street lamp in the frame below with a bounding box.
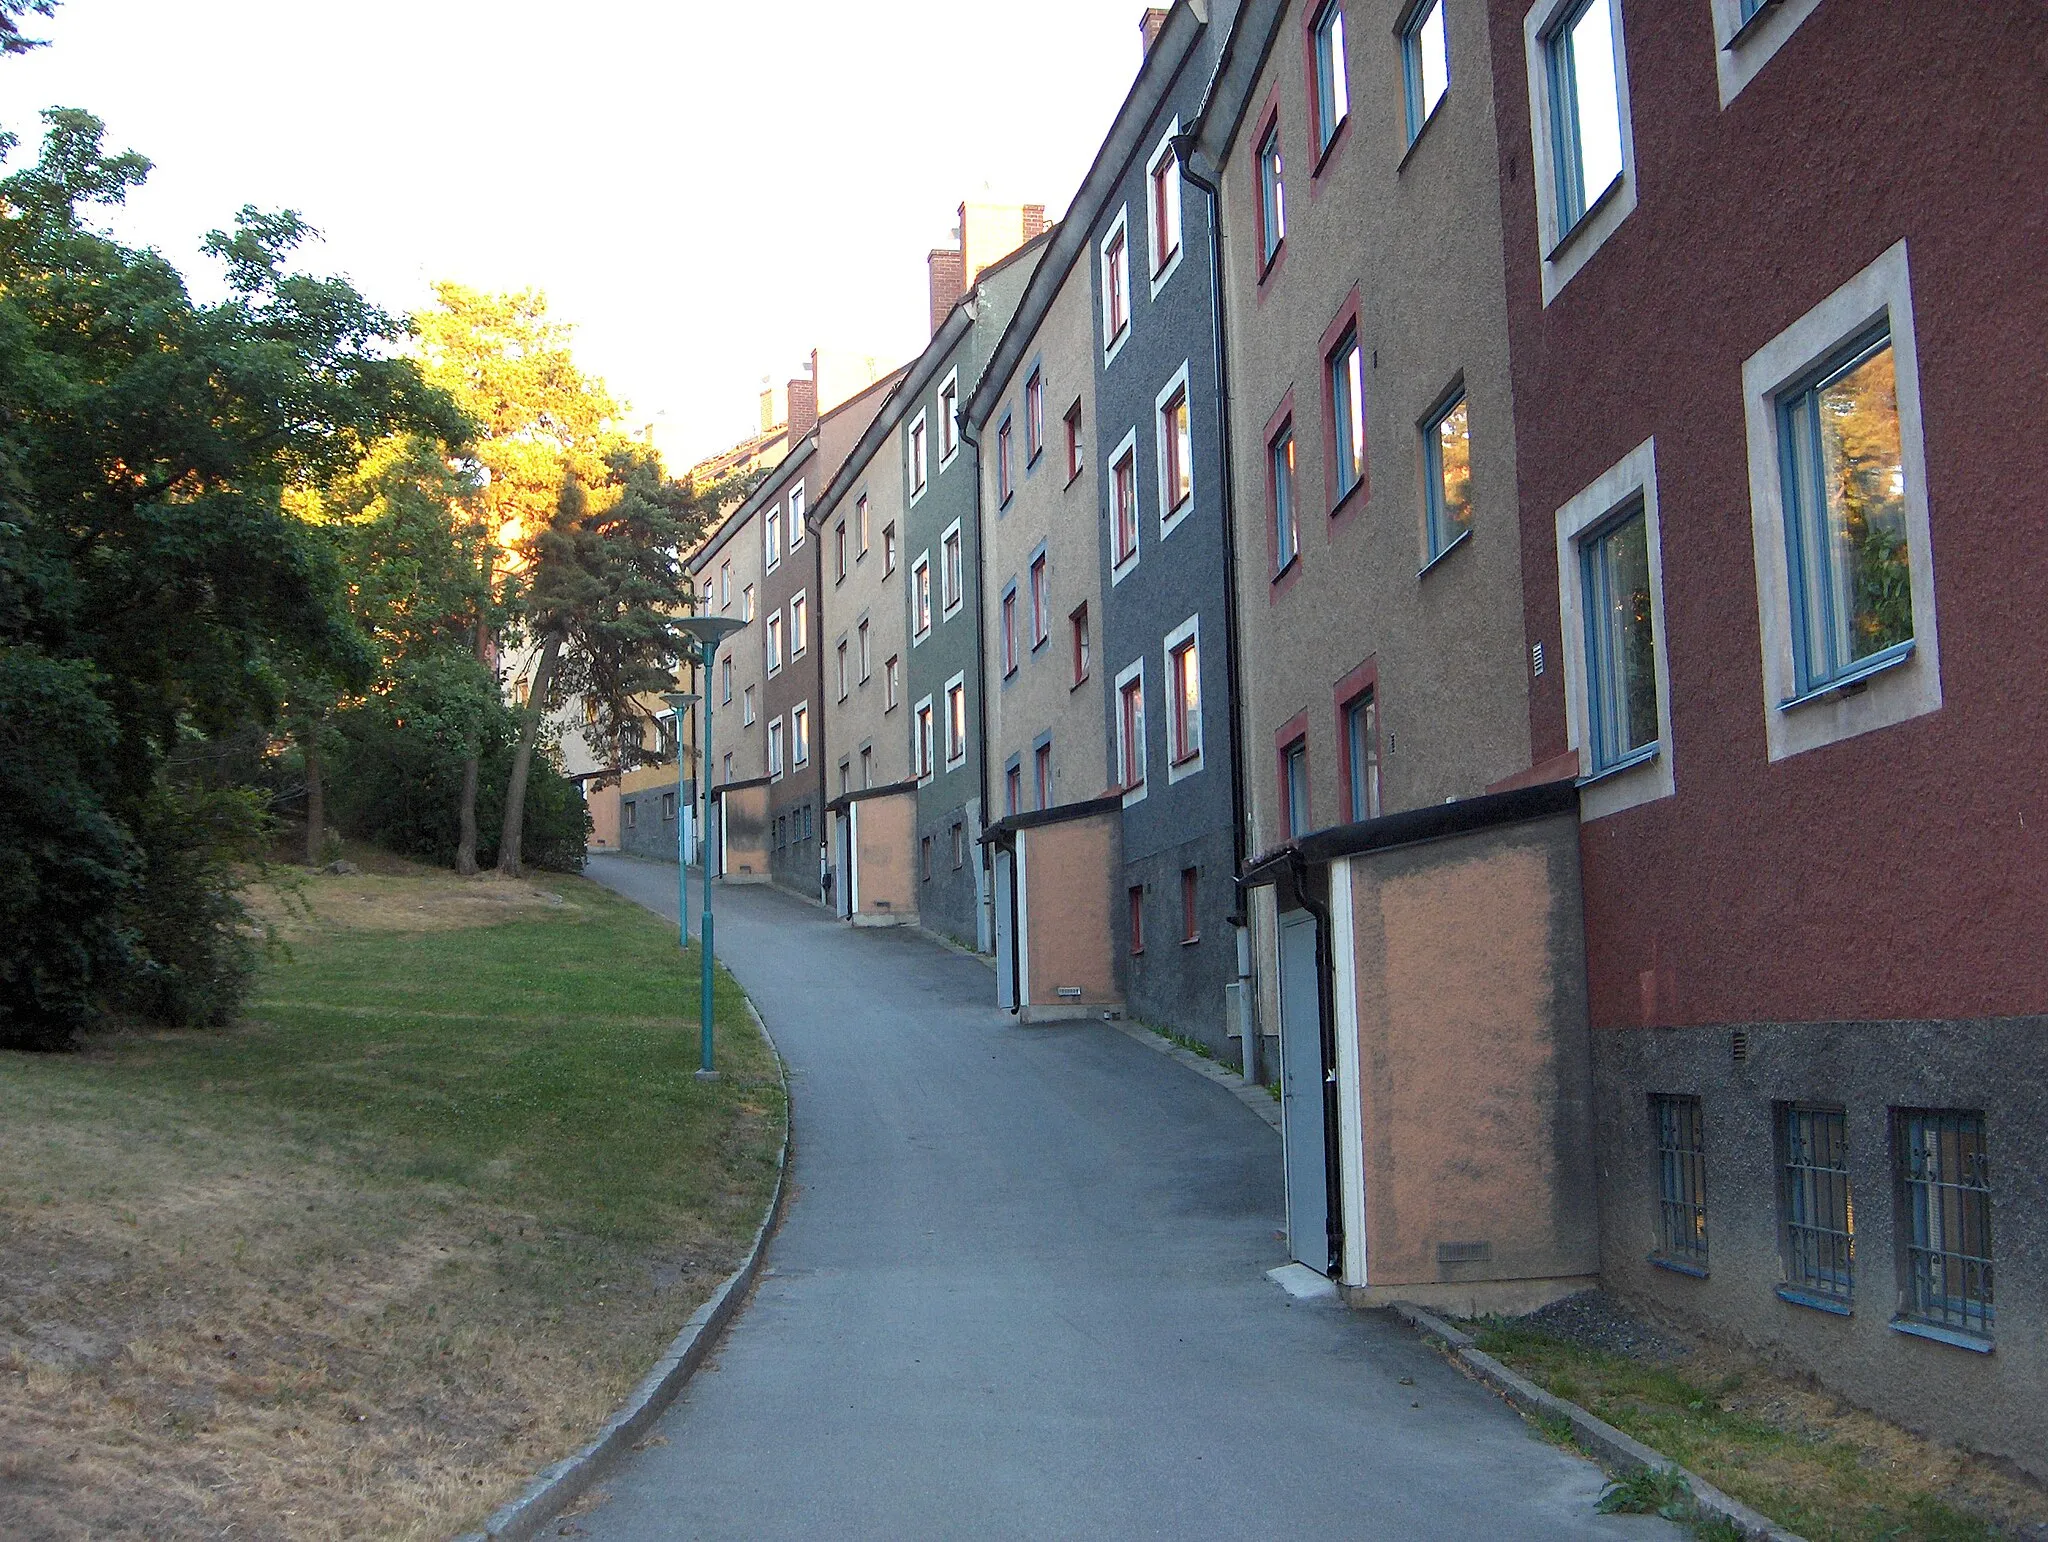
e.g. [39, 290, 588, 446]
[672, 614, 748, 1082]
[660, 691, 699, 947]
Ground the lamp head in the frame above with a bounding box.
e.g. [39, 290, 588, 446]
[661, 692, 700, 713]
[674, 614, 749, 658]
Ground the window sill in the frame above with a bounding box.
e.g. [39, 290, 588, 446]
[1778, 639, 1916, 711]
[1257, 238, 1286, 288]
[1396, 99, 1446, 175]
[998, 494, 1014, 513]
[1064, 466, 1086, 489]
[1416, 526, 1473, 578]
[1272, 553, 1301, 586]
[1329, 480, 1367, 523]
[1776, 1286, 1852, 1318]
[1070, 675, 1090, 693]
[1180, 935, 1201, 947]
[1026, 448, 1043, 470]
[1310, 115, 1349, 181]
[1031, 636, 1049, 654]
[1546, 172, 1626, 262]
[1649, 1255, 1709, 1280]
[1725, 0, 1783, 50]
[1104, 324, 1131, 368]
[1578, 743, 1660, 789]
[1891, 1318, 1993, 1354]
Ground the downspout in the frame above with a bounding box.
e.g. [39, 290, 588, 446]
[959, 371, 996, 956]
[811, 488, 830, 906]
[1287, 847, 1345, 1281]
[1175, 133, 1257, 1082]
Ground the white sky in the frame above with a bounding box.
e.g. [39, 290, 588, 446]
[0, 1, 1148, 466]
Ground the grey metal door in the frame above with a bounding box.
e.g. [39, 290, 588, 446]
[836, 807, 855, 919]
[993, 848, 1016, 1009]
[1278, 910, 1330, 1274]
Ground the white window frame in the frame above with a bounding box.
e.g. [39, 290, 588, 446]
[742, 684, 756, 726]
[765, 502, 783, 573]
[908, 409, 930, 504]
[1108, 427, 1142, 586]
[788, 480, 806, 547]
[1553, 435, 1675, 821]
[913, 694, 935, 782]
[1523, 0, 1638, 306]
[791, 701, 810, 767]
[789, 590, 808, 658]
[1740, 239, 1939, 765]
[940, 519, 964, 619]
[741, 583, 755, 623]
[1100, 206, 1133, 368]
[767, 715, 785, 781]
[937, 369, 961, 469]
[943, 671, 968, 771]
[719, 560, 731, 608]
[1163, 613, 1204, 784]
[1154, 362, 1195, 539]
[765, 610, 784, 677]
[857, 617, 871, 681]
[885, 655, 900, 712]
[721, 655, 733, 705]
[911, 552, 932, 642]
[1114, 658, 1148, 808]
[1709, 0, 1824, 108]
[1146, 120, 1184, 298]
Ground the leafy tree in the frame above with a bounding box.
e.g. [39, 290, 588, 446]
[0, 0, 56, 57]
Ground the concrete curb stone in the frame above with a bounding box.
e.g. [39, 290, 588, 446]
[452, 997, 793, 1542]
[1103, 1017, 1282, 1132]
[1388, 1302, 1805, 1542]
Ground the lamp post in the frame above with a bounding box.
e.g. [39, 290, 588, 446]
[660, 691, 699, 946]
[672, 614, 748, 1081]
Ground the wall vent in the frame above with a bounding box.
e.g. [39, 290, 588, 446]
[1437, 1240, 1493, 1264]
[1732, 1029, 1750, 1063]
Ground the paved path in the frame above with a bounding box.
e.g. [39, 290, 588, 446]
[579, 856, 1674, 1541]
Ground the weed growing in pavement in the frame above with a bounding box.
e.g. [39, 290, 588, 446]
[1597, 1466, 1693, 1520]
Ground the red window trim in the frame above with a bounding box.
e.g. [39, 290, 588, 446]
[1332, 656, 1379, 826]
[1249, 90, 1287, 297]
[1105, 227, 1130, 343]
[1113, 450, 1139, 564]
[1263, 387, 1301, 603]
[1001, 589, 1018, 677]
[1303, 0, 1352, 192]
[1064, 400, 1085, 484]
[1029, 554, 1049, 646]
[1320, 285, 1367, 530]
[1128, 884, 1146, 955]
[1070, 603, 1090, 688]
[1169, 638, 1200, 766]
[1162, 386, 1192, 517]
[1275, 709, 1311, 841]
[1119, 676, 1146, 791]
[1180, 867, 1200, 944]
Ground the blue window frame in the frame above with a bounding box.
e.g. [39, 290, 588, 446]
[1776, 323, 1914, 699]
[1543, 0, 1624, 234]
[1271, 421, 1298, 572]
[1578, 498, 1659, 775]
[1779, 1104, 1854, 1311]
[1283, 739, 1311, 838]
[1344, 690, 1380, 823]
[1423, 390, 1472, 559]
[1330, 327, 1365, 504]
[1257, 123, 1285, 267]
[1310, 1, 1349, 156]
[1895, 1110, 1993, 1343]
[1651, 1094, 1708, 1273]
[1739, 0, 1767, 18]
[1400, 0, 1450, 143]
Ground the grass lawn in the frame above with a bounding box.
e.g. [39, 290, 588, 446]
[1471, 1320, 2048, 1542]
[0, 861, 785, 1542]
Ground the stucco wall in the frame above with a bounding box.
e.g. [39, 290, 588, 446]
[852, 790, 918, 924]
[820, 410, 911, 806]
[585, 781, 620, 852]
[716, 782, 770, 882]
[617, 773, 689, 863]
[1346, 813, 1598, 1290]
[692, 502, 767, 792]
[1022, 813, 1122, 1010]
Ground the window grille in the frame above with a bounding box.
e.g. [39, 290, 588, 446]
[1779, 1104, 1853, 1306]
[1651, 1094, 1708, 1270]
[1896, 1110, 1992, 1339]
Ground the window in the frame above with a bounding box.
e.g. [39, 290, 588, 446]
[1005, 762, 1022, 816]
[742, 684, 756, 726]
[939, 372, 959, 463]
[790, 592, 807, 657]
[788, 482, 805, 546]
[1028, 554, 1048, 647]
[1165, 618, 1202, 777]
[719, 561, 732, 608]
[1309, 1, 1349, 157]
[1115, 664, 1146, 795]
[661, 791, 677, 822]
[623, 799, 637, 830]
[1423, 391, 1472, 561]
[1128, 886, 1145, 954]
[721, 655, 733, 705]
[856, 494, 870, 555]
[883, 523, 897, 574]
[1001, 585, 1019, 677]
[941, 525, 963, 617]
[1111, 436, 1140, 575]
[859, 745, 873, 787]
[1101, 213, 1131, 359]
[765, 504, 782, 571]
[1064, 401, 1084, 480]
[1778, 1104, 1853, 1311]
[1330, 327, 1366, 505]
[1033, 741, 1052, 808]
[914, 697, 934, 778]
[1180, 868, 1199, 943]
[742, 584, 756, 623]
[836, 640, 849, 701]
[1343, 690, 1381, 822]
[1652, 1094, 1709, 1274]
[1157, 369, 1193, 527]
[834, 521, 847, 581]
[1256, 120, 1285, 270]
[838, 759, 851, 797]
[722, 751, 732, 784]
[909, 411, 929, 499]
[767, 716, 785, 779]
[1282, 737, 1310, 837]
[944, 676, 966, 768]
[1895, 1110, 1993, 1344]
[1025, 370, 1044, 463]
[792, 702, 810, 766]
[858, 619, 871, 681]
[921, 834, 933, 880]
[1554, 436, 1673, 817]
[766, 611, 783, 675]
[1524, 0, 1635, 303]
[885, 655, 900, 711]
[997, 415, 1014, 506]
[1271, 420, 1298, 572]
[1400, 0, 1450, 144]
[951, 821, 964, 869]
[1071, 604, 1090, 686]
[912, 554, 932, 638]
[1710, 0, 1823, 107]
[1147, 125, 1183, 288]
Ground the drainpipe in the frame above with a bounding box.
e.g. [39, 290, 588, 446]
[958, 352, 997, 957]
[1174, 132, 1257, 1083]
[811, 488, 830, 907]
[1288, 846, 1345, 1282]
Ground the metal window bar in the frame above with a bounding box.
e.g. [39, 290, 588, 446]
[1652, 1095, 1708, 1267]
[1897, 1110, 1993, 1336]
[1781, 1105, 1854, 1303]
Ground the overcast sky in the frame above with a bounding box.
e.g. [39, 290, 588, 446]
[0, 1, 1149, 465]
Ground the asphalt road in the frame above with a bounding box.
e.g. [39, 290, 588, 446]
[579, 855, 1675, 1541]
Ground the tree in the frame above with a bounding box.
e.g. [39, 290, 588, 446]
[0, 0, 56, 56]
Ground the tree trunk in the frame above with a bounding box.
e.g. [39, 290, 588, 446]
[303, 725, 325, 867]
[455, 754, 480, 876]
[496, 632, 563, 878]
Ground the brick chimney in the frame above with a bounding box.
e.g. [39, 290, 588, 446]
[1022, 204, 1050, 242]
[928, 246, 966, 336]
[787, 354, 819, 441]
[1139, 7, 1170, 57]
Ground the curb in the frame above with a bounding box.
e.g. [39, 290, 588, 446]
[1388, 1302, 1805, 1542]
[454, 998, 792, 1542]
[1104, 1017, 1281, 1132]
